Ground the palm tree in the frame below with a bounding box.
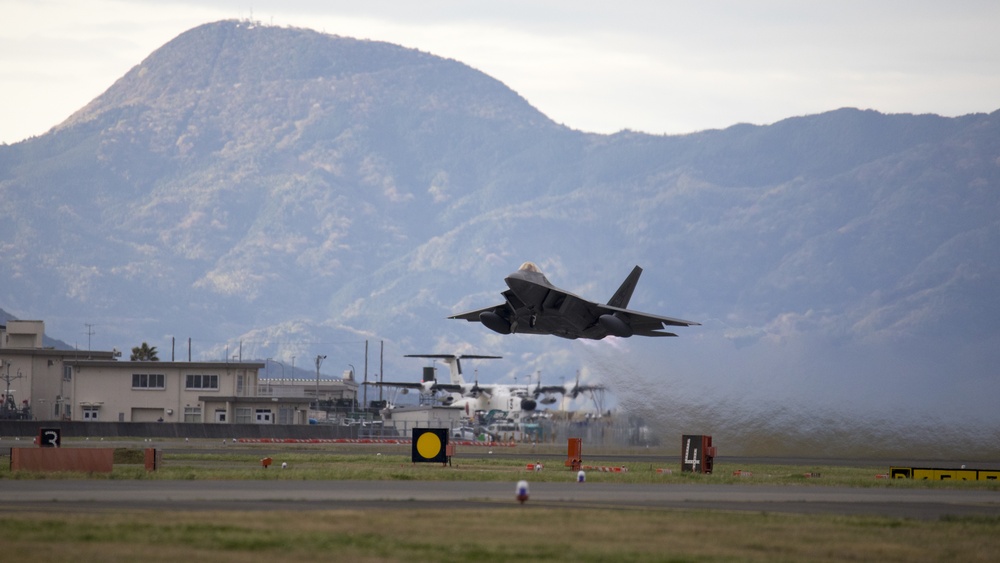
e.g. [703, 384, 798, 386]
[130, 342, 159, 361]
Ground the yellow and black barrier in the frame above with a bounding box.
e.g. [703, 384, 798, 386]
[890, 466, 1000, 481]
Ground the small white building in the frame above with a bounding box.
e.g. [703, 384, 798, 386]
[380, 405, 465, 434]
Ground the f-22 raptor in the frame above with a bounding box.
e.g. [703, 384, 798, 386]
[449, 262, 699, 340]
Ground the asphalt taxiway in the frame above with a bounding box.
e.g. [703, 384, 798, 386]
[3, 480, 998, 520]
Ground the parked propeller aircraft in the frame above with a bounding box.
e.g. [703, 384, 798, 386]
[372, 354, 608, 420]
[449, 262, 699, 339]
[374, 354, 535, 417]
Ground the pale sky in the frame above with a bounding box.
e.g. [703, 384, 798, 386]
[2, 0, 999, 145]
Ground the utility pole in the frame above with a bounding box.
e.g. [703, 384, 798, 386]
[84, 323, 95, 354]
[315, 354, 326, 411]
[363, 340, 368, 412]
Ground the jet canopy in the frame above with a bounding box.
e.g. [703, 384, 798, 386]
[518, 261, 541, 273]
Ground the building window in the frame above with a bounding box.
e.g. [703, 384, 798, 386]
[82, 406, 100, 421]
[235, 407, 252, 424]
[63, 365, 72, 381]
[132, 373, 165, 389]
[185, 374, 219, 390]
[183, 406, 202, 422]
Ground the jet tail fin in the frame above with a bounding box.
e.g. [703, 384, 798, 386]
[607, 266, 642, 308]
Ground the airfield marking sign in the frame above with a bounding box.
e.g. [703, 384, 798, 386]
[38, 427, 61, 447]
[411, 428, 448, 464]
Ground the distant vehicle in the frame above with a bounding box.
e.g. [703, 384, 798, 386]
[450, 262, 699, 339]
[451, 426, 477, 440]
[487, 422, 522, 442]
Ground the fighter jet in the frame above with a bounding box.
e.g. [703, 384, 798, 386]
[449, 262, 699, 339]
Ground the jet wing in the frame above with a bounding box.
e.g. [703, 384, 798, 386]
[595, 304, 701, 337]
[448, 303, 508, 322]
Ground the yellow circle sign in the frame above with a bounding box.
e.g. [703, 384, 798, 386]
[411, 428, 449, 463]
[416, 431, 442, 459]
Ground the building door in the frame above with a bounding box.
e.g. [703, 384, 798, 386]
[215, 409, 227, 423]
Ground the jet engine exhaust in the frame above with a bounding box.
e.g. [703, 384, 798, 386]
[480, 311, 512, 334]
[598, 313, 633, 337]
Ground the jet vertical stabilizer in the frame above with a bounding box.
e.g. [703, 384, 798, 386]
[607, 266, 642, 309]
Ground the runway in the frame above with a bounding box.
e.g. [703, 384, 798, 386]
[3, 479, 998, 520]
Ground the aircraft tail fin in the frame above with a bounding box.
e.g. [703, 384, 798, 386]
[608, 266, 642, 308]
[444, 357, 463, 385]
[404, 354, 501, 386]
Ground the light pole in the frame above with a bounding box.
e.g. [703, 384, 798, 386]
[347, 364, 356, 412]
[315, 355, 326, 411]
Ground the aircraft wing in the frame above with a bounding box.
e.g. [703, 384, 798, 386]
[595, 304, 701, 337]
[448, 303, 507, 322]
[534, 385, 569, 396]
[535, 383, 606, 398]
[368, 381, 424, 390]
[370, 381, 463, 393]
[464, 383, 495, 397]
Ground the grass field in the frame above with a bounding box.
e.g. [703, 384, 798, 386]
[2, 443, 999, 561]
[3, 506, 999, 561]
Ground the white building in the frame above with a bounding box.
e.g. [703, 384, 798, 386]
[64, 359, 313, 424]
[1, 320, 312, 424]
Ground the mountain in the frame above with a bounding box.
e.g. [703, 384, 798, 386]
[2, 20, 998, 454]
